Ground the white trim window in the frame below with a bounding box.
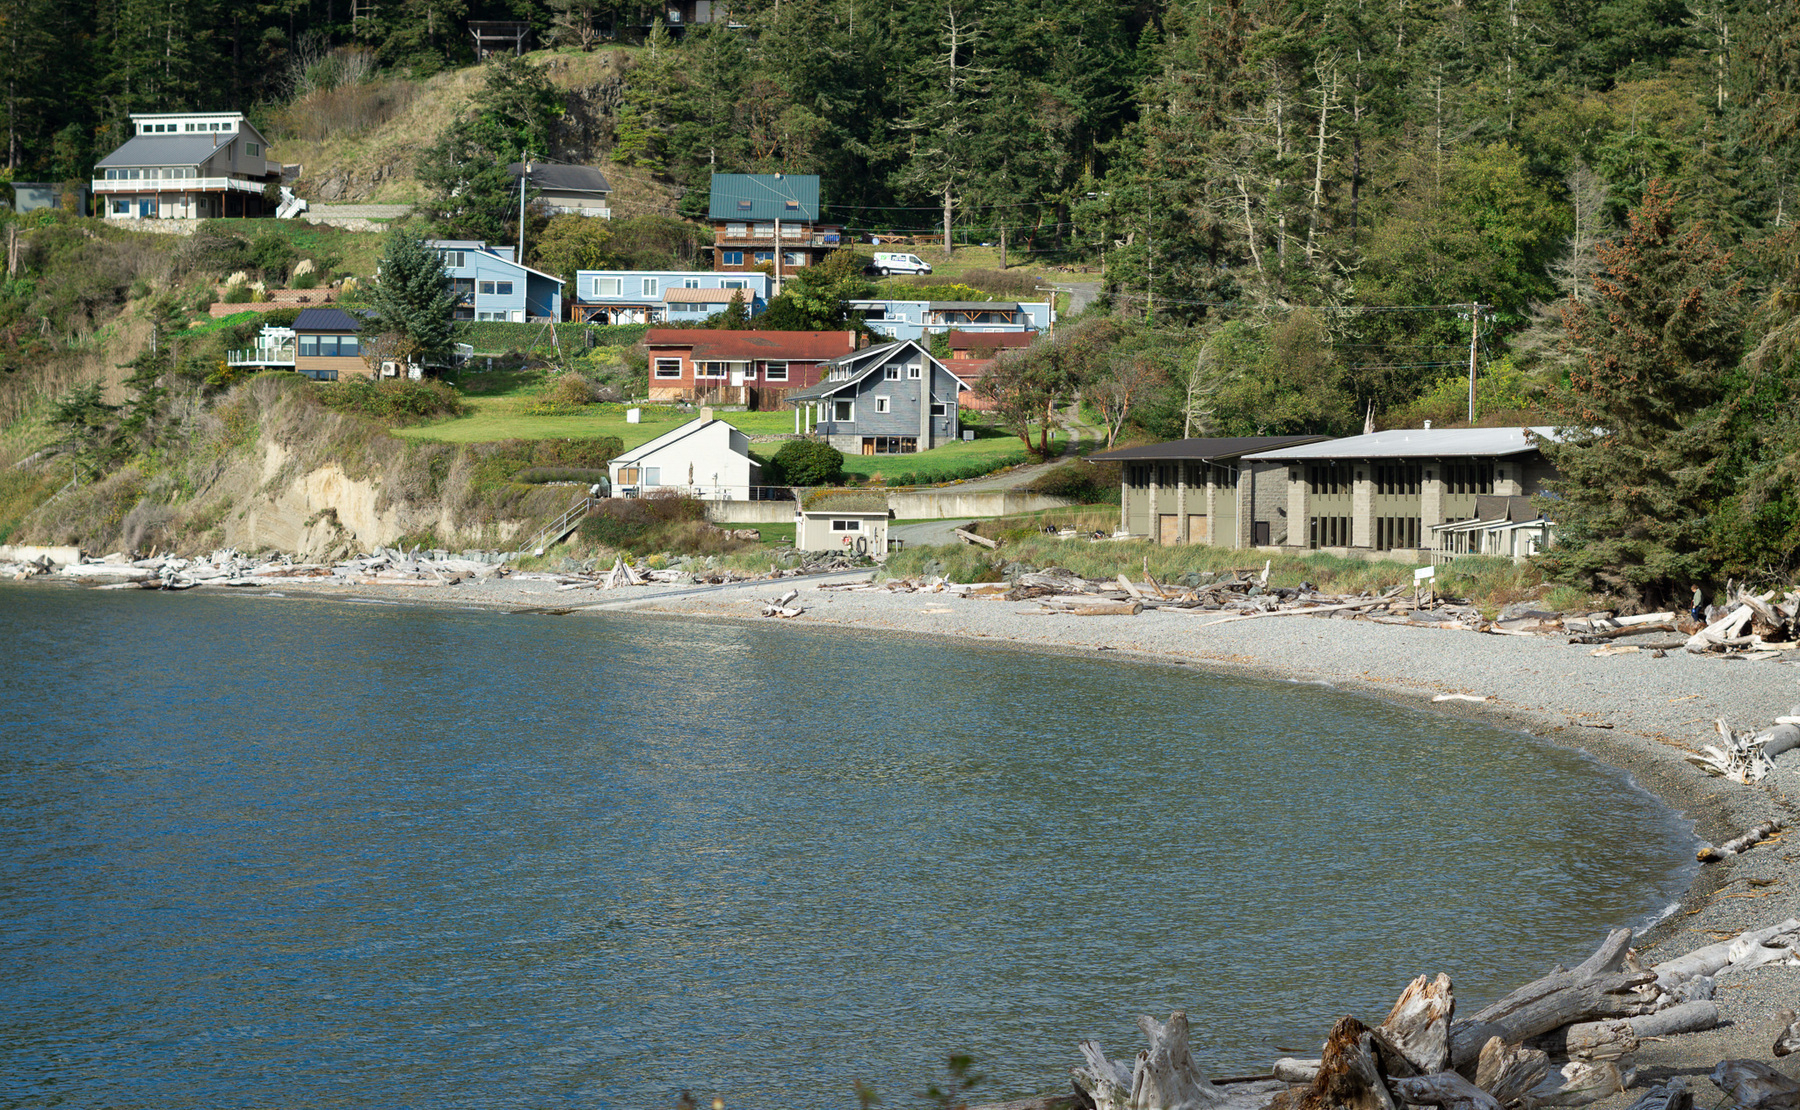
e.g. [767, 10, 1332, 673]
[439, 250, 466, 268]
[885, 366, 901, 380]
[593, 277, 621, 298]
[931, 402, 949, 416]
[721, 279, 746, 290]
[726, 222, 747, 237]
[698, 361, 727, 379]
[683, 278, 701, 289]
[642, 277, 659, 296]
[654, 358, 683, 379]
[764, 361, 789, 382]
[831, 399, 854, 422]
[874, 396, 890, 414]
[831, 519, 862, 532]
[907, 365, 922, 379]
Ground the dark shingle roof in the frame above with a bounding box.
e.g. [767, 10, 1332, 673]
[508, 162, 612, 196]
[707, 173, 821, 221]
[1088, 435, 1333, 463]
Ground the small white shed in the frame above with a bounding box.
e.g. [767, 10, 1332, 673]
[608, 413, 761, 500]
[795, 490, 892, 557]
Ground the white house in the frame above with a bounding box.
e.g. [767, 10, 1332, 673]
[608, 413, 762, 501]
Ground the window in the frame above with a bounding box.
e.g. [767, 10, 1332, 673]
[753, 222, 774, 239]
[831, 519, 861, 532]
[784, 199, 800, 211]
[874, 397, 890, 414]
[299, 336, 319, 357]
[654, 358, 683, 379]
[698, 361, 727, 379]
[642, 278, 659, 296]
[721, 251, 744, 266]
[764, 361, 788, 382]
[479, 281, 496, 295]
[930, 402, 947, 416]
[684, 278, 700, 289]
[112, 199, 130, 214]
[593, 277, 621, 297]
[495, 281, 513, 296]
[736, 199, 753, 211]
[245, 142, 260, 157]
[339, 337, 360, 358]
[783, 251, 805, 267]
[453, 278, 475, 297]
[885, 367, 900, 380]
[617, 467, 640, 485]
[315, 336, 338, 357]
[753, 251, 774, 264]
[907, 365, 922, 379]
[642, 467, 661, 486]
[832, 399, 854, 422]
[726, 222, 747, 237]
[440, 250, 465, 268]
[721, 279, 745, 289]
[861, 305, 886, 320]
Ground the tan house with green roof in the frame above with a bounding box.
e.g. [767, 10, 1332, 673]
[795, 490, 891, 557]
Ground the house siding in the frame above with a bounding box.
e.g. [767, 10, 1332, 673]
[811, 355, 962, 452]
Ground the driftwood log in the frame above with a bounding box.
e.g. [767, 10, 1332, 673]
[1390, 1071, 1503, 1110]
[1622, 1079, 1692, 1110]
[1377, 974, 1455, 1074]
[1534, 1061, 1625, 1107]
[1072, 1012, 1225, 1110]
[1546, 1001, 1720, 1060]
[1710, 1060, 1800, 1110]
[1698, 818, 1789, 862]
[1448, 930, 1653, 1072]
[1474, 1037, 1550, 1109]
[1652, 920, 1800, 991]
[1775, 1010, 1800, 1057]
[1290, 1017, 1398, 1110]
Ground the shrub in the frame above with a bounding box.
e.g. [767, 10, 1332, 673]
[577, 492, 748, 556]
[315, 378, 467, 423]
[525, 372, 598, 415]
[513, 467, 610, 485]
[1025, 460, 1120, 503]
[772, 439, 845, 486]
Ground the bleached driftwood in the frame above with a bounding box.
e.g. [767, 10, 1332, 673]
[1686, 604, 1753, 653]
[1532, 1061, 1624, 1107]
[1390, 1071, 1502, 1110]
[1274, 1059, 1322, 1084]
[1698, 818, 1789, 861]
[1377, 973, 1455, 1074]
[1548, 1001, 1718, 1061]
[1473, 1037, 1550, 1109]
[954, 527, 999, 550]
[1709, 1060, 1800, 1110]
[1653, 920, 1800, 991]
[1072, 1012, 1226, 1110]
[1448, 930, 1653, 1071]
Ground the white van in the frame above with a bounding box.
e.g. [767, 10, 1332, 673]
[870, 252, 933, 276]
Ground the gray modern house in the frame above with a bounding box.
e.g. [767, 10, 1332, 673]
[783, 339, 967, 454]
[1089, 436, 1331, 547]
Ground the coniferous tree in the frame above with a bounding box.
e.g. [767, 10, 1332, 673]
[365, 228, 455, 369]
[1538, 181, 1747, 606]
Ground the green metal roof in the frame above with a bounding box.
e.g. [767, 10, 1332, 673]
[707, 173, 821, 221]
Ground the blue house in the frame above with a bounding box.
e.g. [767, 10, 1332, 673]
[571, 270, 769, 324]
[427, 240, 563, 322]
[845, 299, 1055, 341]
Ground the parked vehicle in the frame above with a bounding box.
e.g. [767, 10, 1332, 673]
[868, 252, 933, 276]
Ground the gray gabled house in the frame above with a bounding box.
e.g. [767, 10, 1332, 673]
[783, 339, 967, 455]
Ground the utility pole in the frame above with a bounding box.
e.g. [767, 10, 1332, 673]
[1467, 301, 1485, 423]
[518, 155, 531, 262]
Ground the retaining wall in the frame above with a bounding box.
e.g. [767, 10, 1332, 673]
[702, 490, 1072, 525]
[0, 544, 83, 565]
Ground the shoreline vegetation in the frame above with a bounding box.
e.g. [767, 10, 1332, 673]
[3, 559, 1797, 1108]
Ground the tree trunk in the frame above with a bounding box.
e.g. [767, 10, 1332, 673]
[1709, 1062, 1800, 1110]
[943, 183, 953, 259]
[1295, 1018, 1398, 1110]
[1474, 1038, 1549, 1109]
[1377, 973, 1454, 1074]
[1390, 1071, 1502, 1110]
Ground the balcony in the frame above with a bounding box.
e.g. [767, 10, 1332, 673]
[92, 176, 270, 195]
[226, 343, 296, 367]
[713, 229, 844, 248]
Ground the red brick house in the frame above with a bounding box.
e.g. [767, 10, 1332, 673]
[644, 329, 857, 409]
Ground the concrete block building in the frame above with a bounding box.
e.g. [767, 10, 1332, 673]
[1090, 436, 1330, 547]
[1240, 426, 1561, 558]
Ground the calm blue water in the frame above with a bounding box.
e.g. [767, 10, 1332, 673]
[0, 585, 1695, 1109]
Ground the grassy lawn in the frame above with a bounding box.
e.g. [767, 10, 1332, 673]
[834, 428, 1062, 481]
[394, 372, 797, 447]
